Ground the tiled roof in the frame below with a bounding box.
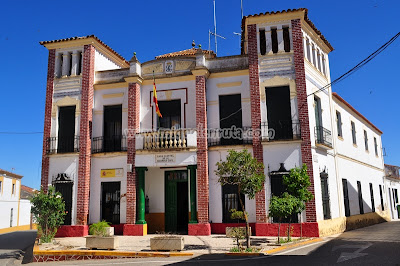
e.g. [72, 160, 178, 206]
[21, 185, 35, 194]
[332, 92, 383, 134]
[242, 8, 334, 52]
[155, 48, 216, 59]
[40, 35, 129, 65]
[0, 169, 23, 179]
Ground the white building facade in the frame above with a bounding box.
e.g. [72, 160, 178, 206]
[39, 8, 391, 237]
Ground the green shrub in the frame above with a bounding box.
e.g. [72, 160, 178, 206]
[89, 220, 111, 237]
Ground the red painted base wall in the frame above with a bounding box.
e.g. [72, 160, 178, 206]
[188, 223, 211, 235]
[211, 223, 256, 235]
[254, 222, 319, 237]
[123, 224, 146, 236]
[55, 225, 89, 237]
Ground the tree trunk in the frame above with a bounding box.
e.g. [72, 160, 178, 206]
[238, 185, 250, 249]
[278, 218, 281, 244]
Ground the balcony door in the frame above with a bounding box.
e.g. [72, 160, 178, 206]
[266, 86, 292, 140]
[314, 96, 323, 142]
[104, 105, 122, 152]
[58, 106, 76, 153]
[158, 100, 181, 129]
[219, 94, 242, 145]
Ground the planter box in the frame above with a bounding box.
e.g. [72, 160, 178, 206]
[150, 236, 184, 251]
[104, 227, 114, 237]
[226, 227, 251, 237]
[86, 236, 119, 250]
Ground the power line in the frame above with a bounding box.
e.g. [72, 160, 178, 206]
[0, 132, 43, 135]
[307, 31, 400, 98]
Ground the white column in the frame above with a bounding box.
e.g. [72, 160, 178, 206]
[71, 51, 80, 76]
[80, 52, 84, 75]
[277, 25, 284, 53]
[55, 53, 62, 78]
[62, 52, 71, 77]
[265, 27, 272, 54]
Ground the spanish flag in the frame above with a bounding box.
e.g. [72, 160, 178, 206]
[153, 73, 162, 118]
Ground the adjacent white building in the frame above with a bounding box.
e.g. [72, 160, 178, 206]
[39, 8, 393, 237]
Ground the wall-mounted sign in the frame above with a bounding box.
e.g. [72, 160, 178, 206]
[155, 154, 176, 163]
[101, 168, 124, 178]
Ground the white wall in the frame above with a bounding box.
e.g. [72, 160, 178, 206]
[208, 147, 256, 224]
[0, 177, 21, 229]
[90, 155, 127, 224]
[49, 155, 79, 224]
[18, 199, 31, 226]
[94, 50, 121, 72]
[385, 177, 400, 220]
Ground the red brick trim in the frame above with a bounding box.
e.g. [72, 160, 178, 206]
[41, 49, 56, 193]
[55, 225, 89, 237]
[195, 75, 209, 227]
[254, 222, 319, 237]
[291, 19, 317, 222]
[76, 45, 95, 225]
[188, 223, 211, 236]
[126, 82, 140, 224]
[247, 24, 266, 223]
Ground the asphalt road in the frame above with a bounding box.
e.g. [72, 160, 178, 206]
[0, 230, 37, 264]
[31, 221, 400, 265]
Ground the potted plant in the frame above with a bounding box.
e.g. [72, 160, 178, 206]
[86, 221, 119, 250]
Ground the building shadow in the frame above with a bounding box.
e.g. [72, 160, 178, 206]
[0, 230, 37, 264]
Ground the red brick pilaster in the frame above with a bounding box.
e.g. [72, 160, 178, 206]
[41, 49, 56, 193]
[248, 24, 266, 223]
[126, 82, 140, 224]
[76, 44, 95, 225]
[187, 74, 211, 235]
[291, 19, 317, 222]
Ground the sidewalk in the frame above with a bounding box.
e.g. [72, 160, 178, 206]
[37, 234, 283, 254]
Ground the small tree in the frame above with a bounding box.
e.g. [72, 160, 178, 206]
[31, 186, 66, 243]
[268, 193, 299, 243]
[283, 164, 314, 239]
[215, 150, 265, 248]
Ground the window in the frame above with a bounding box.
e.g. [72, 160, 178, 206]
[0, 180, 2, 194]
[357, 181, 364, 214]
[283, 26, 290, 52]
[259, 29, 266, 55]
[12, 183, 15, 195]
[222, 184, 245, 223]
[364, 130, 368, 151]
[369, 183, 375, 212]
[336, 111, 342, 137]
[219, 94, 243, 145]
[58, 106, 76, 153]
[379, 185, 384, 211]
[317, 50, 321, 71]
[10, 208, 13, 227]
[374, 137, 378, 156]
[321, 54, 326, 75]
[342, 179, 350, 217]
[306, 38, 311, 62]
[395, 189, 399, 203]
[271, 28, 278, 54]
[320, 173, 331, 219]
[351, 121, 356, 145]
[312, 44, 316, 66]
[266, 86, 293, 140]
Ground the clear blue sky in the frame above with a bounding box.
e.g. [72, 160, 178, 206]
[0, 0, 398, 189]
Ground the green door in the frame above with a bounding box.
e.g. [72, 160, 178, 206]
[165, 170, 188, 233]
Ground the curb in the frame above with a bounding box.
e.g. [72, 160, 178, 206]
[264, 238, 323, 255]
[226, 252, 263, 256]
[34, 250, 194, 257]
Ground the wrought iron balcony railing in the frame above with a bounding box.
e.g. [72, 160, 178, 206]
[208, 127, 253, 147]
[92, 135, 127, 153]
[136, 128, 196, 150]
[46, 136, 80, 154]
[315, 126, 333, 148]
[261, 120, 301, 141]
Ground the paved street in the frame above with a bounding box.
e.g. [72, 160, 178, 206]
[30, 221, 400, 265]
[0, 230, 37, 264]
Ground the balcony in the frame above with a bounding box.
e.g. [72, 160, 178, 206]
[92, 135, 127, 153]
[136, 128, 197, 150]
[261, 120, 301, 141]
[208, 127, 253, 147]
[46, 136, 80, 154]
[315, 126, 333, 148]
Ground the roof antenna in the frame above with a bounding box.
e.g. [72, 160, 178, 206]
[208, 0, 226, 55]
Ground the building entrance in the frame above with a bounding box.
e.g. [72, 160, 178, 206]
[165, 170, 188, 233]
